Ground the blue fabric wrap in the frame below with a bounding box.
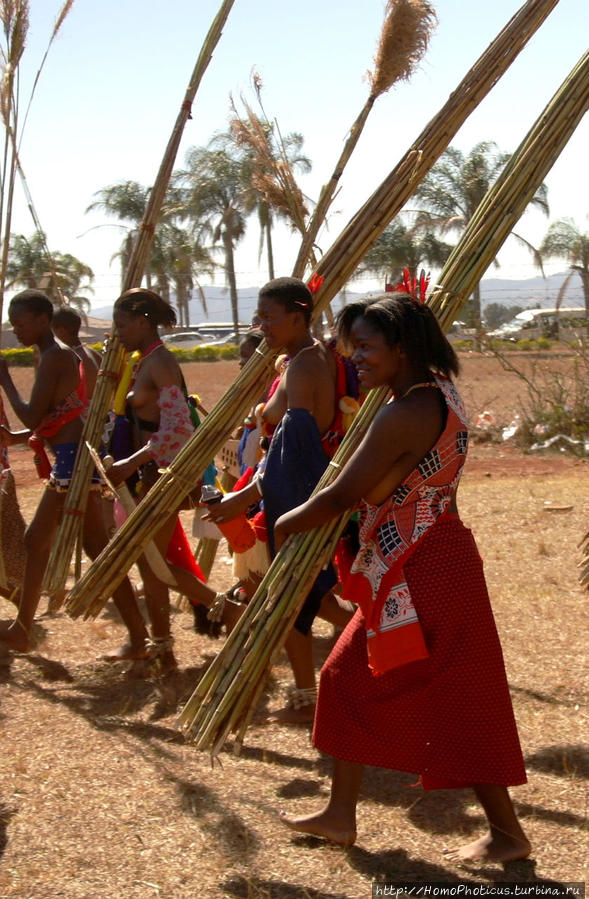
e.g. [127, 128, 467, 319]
[262, 407, 337, 634]
[51, 442, 100, 486]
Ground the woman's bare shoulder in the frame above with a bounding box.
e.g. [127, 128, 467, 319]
[145, 345, 183, 387]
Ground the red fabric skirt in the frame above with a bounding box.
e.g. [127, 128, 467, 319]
[313, 516, 526, 789]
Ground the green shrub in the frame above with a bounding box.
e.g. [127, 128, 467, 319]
[0, 342, 239, 367]
[170, 344, 239, 362]
[0, 347, 35, 366]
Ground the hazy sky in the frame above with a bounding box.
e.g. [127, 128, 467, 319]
[8, 0, 589, 309]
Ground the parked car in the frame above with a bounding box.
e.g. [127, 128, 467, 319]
[161, 331, 206, 349]
[447, 320, 477, 342]
[200, 332, 240, 346]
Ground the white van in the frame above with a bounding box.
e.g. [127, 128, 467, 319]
[488, 307, 587, 341]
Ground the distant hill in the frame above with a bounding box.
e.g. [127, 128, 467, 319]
[88, 271, 585, 324]
[479, 271, 584, 309]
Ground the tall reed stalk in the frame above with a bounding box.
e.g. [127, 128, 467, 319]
[0, 1, 76, 324]
[43, 0, 237, 599]
[65, 0, 560, 620]
[292, 0, 436, 279]
[0, 0, 29, 325]
[176, 39, 589, 757]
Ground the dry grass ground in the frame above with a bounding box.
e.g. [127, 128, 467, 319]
[0, 354, 587, 898]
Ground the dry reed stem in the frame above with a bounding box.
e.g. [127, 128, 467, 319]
[65, 0, 559, 622]
[429, 48, 589, 329]
[19, 0, 75, 143]
[292, 0, 436, 277]
[230, 102, 308, 233]
[43, 0, 237, 598]
[304, 0, 560, 312]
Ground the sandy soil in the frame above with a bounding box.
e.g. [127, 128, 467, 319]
[0, 353, 586, 898]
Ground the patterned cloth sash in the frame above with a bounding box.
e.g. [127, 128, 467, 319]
[28, 361, 88, 479]
[343, 376, 469, 676]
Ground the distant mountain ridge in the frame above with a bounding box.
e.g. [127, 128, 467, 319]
[90, 271, 585, 323]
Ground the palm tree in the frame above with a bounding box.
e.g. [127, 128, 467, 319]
[413, 141, 549, 328]
[174, 144, 250, 334]
[5, 231, 50, 289]
[357, 218, 452, 288]
[150, 224, 216, 327]
[540, 218, 589, 321]
[86, 181, 151, 290]
[6, 231, 94, 320]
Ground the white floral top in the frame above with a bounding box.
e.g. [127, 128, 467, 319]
[146, 385, 194, 466]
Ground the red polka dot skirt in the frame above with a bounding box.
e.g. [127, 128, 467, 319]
[313, 516, 527, 789]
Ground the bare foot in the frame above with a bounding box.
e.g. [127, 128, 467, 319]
[279, 809, 356, 846]
[0, 620, 29, 653]
[100, 642, 151, 662]
[443, 832, 532, 865]
[266, 703, 316, 726]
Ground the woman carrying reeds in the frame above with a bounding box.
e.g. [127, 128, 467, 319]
[0, 290, 148, 657]
[204, 277, 355, 721]
[274, 292, 530, 863]
[108, 288, 241, 671]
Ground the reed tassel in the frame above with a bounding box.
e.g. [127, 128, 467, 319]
[176, 40, 589, 757]
[42, 0, 238, 600]
[292, 0, 436, 278]
[65, 0, 560, 621]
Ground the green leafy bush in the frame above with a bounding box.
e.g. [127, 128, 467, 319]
[0, 347, 35, 366]
[1, 343, 239, 367]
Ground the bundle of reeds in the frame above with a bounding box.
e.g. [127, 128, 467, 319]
[64, 0, 559, 619]
[428, 47, 589, 330]
[302, 0, 560, 315]
[177, 41, 589, 755]
[42, 0, 237, 600]
[176, 386, 390, 754]
[292, 0, 436, 278]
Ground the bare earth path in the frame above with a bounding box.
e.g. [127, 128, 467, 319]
[0, 355, 587, 898]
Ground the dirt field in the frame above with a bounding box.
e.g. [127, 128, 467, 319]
[0, 355, 587, 898]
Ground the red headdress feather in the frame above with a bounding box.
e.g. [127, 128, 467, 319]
[390, 267, 430, 303]
[307, 273, 324, 295]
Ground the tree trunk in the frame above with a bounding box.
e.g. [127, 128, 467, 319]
[467, 283, 482, 330]
[468, 283, 484, 350]
[266, 222, 275, 280]
[224, 231, 240, 335]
